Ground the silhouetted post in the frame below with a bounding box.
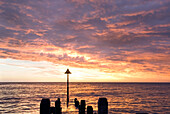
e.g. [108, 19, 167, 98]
[74, 98, 77, 104]
[65, 69, 71, 107]
[55, 98, 62, 114]
[40, 98, 50, 114]
[74, 98, 79, 108]
[79, 100, 86, 114]
[87, 106, 93, 114]
[98, 98, 108, 114]
[50, 107, 55, 114]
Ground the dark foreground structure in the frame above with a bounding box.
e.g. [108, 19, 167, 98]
[40, 98, 61, 114]
[40, 97, 148, 114]
[40, 97, 108, 114]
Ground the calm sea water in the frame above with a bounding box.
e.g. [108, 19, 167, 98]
[0, 82, 170, 114]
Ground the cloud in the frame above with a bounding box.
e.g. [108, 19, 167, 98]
[0, 0, 170, 80]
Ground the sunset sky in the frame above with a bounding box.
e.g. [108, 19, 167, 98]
[0, 0, 170, 82]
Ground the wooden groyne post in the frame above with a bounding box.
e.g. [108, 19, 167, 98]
[87, 106, 93, 114]
[98, 98, 108, 114]
[40, 98, 50, 114]
[79, 100, 86, 114]
[74, 98, 79, 108]
[55, 98, 62, 114]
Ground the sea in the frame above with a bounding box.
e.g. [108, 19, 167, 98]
[0, 82, 170, 114]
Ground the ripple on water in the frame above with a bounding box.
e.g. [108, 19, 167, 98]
[0, 82, 170, 113]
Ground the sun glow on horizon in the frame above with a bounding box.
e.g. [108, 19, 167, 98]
[0, 58, 125, 82]
[1, 58, 169, 82]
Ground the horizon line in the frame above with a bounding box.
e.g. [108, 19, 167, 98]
[0, 81, 170, 83]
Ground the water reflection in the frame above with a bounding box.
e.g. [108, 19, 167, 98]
[0, 82, 170, 113]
